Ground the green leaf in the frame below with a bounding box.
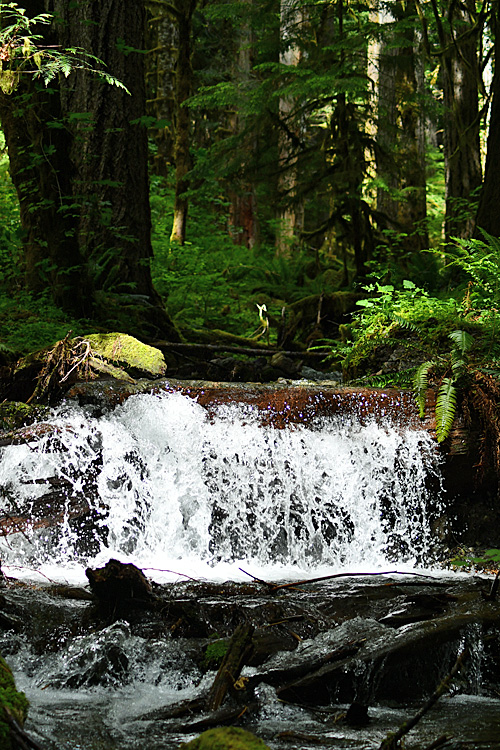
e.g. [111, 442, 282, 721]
[435, 377, 457, 442]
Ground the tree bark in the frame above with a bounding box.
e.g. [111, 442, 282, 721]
[475, 4, 500, 237]
[0, 0, 91, 317]
[435, 0, 482, 240]
[229, 0, 259, 249]
[376, 2, 428, 257]
[0, 0, 179, 339]
[276, 0, 304, 256]
[169, 0, 197, 244]
[146, 7, 178, 177]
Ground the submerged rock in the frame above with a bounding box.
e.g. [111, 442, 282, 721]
[180, 727, 271, 750]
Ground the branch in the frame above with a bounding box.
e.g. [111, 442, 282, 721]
[378, 648, 467, 750]
[146, 0, 181, 20]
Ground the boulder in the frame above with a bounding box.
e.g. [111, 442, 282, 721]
[180, 727, 270, 750]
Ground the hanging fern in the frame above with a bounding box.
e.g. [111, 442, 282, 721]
[413, 360, 434, 418]
[435, 377, 458, 442]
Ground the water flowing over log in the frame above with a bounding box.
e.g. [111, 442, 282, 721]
[66, 378, 437, 430]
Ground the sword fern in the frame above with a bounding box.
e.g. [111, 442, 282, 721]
[413, 330, 475, 442]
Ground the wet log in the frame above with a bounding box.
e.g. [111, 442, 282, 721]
[66, 378, 436, 431]
[0, 479, 92, 537]
[205, 622, 254, 711]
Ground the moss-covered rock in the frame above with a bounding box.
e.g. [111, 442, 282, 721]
[0, 655, 29, 750]
[84, 333, 167, 379]
[180, 727, 271, 750]
[0, 401, 48, 431]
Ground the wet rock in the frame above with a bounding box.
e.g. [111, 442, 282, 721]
[179, 727, 271, 750]
[345, 701, 370, 726]
[39, 620, 131, 689]
[0, 654, 29, 749]
[86, 558, 154, 606]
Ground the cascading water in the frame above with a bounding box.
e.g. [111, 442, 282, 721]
[3, 389, 500, 750]
[0, 389, 442, 582]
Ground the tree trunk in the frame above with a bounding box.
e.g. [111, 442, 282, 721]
[228, 0, 259, 249]
[0, 0, 179, 340]
[146, 8, 178, 177]
[170, 0, 197, 244]
[475, 5, 500, 237]
[276, 0, 304, 256]
[376, 2, 428, 257]
[438, 0, 482, 240]
[0, 0, 91, 317]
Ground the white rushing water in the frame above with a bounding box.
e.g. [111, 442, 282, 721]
[0, 390, 443, 583]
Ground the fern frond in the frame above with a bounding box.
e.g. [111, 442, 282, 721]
[413, 360, 434, 418]
[450, 352, 466, 378]
[435, 377, 457, 442]
[449, 329, 474, 355]
[387, 312, 421, 332]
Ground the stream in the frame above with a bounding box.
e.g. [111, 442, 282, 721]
[1, 388, 499, 749]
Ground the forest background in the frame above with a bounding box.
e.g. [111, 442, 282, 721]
[0, 0, 500, 408]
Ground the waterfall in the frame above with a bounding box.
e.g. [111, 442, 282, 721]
[0, 390, 442, 582]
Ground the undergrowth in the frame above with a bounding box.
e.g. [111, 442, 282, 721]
[149, 175, 343, 340]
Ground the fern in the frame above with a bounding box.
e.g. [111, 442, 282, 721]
[449, 329, 474, 355]
[387, 312, 422, 332]
[435, 377, 458, 442]
[413, 360, 434, 418]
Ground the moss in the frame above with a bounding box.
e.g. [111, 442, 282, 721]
[84, 333, 166, 378]
[203, 638, 229, 670]
[0, 401, 48, 431]
[180, 727, 271, 750]
[0, 655, 29, 750]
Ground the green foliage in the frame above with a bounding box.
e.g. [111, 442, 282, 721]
[451, 547, 500, 570]
[434, 376, 457, 442]
[0, 3, 129, 92]
[203, 638, 229, 670]
[446, 230, 500, 310]
[413, 330, 477, 442]
[150, 176, 341, 339]
[342, 275, 462, 380]
[0, 290, 85, 352]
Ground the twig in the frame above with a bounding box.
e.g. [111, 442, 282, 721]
[269, 570, 440, 591]
[238, 568, 275, 587]
[378, 647, 467, 750]
[482, 569, 500, 601]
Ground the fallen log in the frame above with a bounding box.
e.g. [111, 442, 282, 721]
[0, 479, 92, 537]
